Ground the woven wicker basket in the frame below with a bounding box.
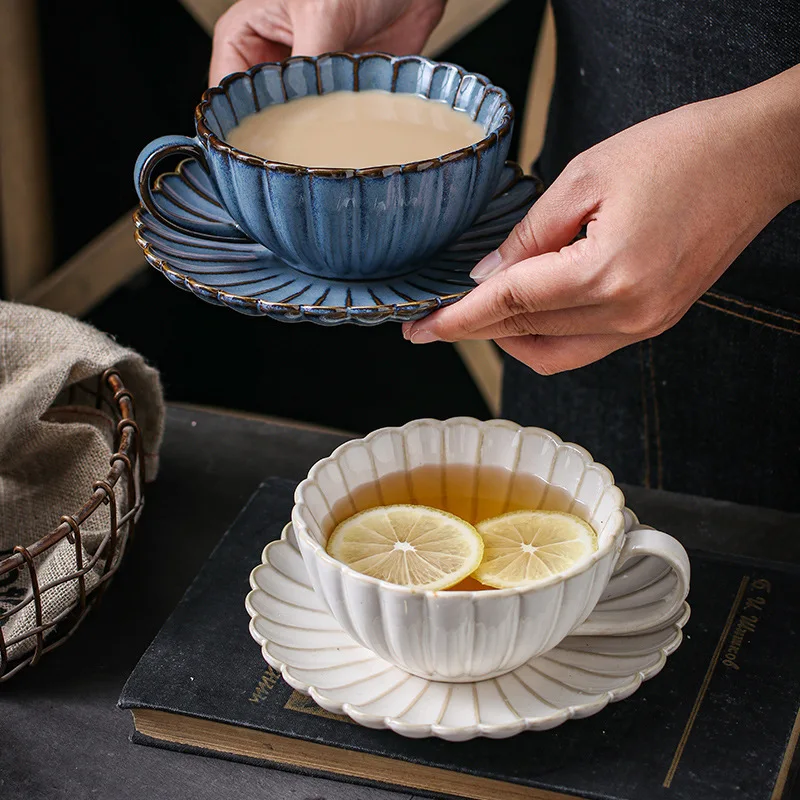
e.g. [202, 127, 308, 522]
[0, 369, 144, 680]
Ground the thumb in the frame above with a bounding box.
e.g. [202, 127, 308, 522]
[291, 3, 354, 55]
[470, 168, 596, 284]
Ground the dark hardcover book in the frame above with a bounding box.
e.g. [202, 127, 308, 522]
[119, 478, 800, 800]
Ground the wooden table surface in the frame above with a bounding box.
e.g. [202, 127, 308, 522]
[2, 405, 798, 800]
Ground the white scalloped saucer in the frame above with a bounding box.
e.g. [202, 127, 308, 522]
[245, 510, 690, 741]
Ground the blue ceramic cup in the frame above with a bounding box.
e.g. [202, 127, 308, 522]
[134, 53, 513, 280]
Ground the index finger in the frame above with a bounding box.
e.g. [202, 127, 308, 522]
[405, 246, 589, 342]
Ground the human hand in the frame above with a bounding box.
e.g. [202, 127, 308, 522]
[209, 0, 445, 86]
[402, 68, 800, 374]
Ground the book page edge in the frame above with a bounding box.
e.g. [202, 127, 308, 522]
[131, 707, 579, 800]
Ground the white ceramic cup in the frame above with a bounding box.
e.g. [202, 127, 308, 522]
[292, 418, 690, 682]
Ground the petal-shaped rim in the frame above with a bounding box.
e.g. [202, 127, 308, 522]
[196, 52, 513, 177]
[293, 417, 627, 600]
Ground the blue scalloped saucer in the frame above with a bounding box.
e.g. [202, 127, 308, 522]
[133, 160, 541, 325]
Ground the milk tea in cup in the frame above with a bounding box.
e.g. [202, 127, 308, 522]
[134, 54, 513, 277]
[226, 89, 487, 168]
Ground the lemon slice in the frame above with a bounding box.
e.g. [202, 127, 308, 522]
[326, 504, 484, 591]
[474, 510, 597, 589]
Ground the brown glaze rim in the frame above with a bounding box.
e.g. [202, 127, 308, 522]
[195, 52, 514, 178]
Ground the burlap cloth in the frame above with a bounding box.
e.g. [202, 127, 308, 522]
[0, 302, 164, 661]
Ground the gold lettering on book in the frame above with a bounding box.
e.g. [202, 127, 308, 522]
[663, 575, 750, 788]
[248, 665, 281, 703]
[284, 690, 352, 723]
[722, 577, 771, 671]
[665, 575, 774, 788]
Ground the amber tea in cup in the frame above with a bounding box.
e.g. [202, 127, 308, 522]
[293, 419, 690, 681]
[328, 463, 592, 590]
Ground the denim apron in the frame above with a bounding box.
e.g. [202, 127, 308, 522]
[502, 0, 800, 511]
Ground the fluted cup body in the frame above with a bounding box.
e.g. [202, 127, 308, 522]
[292, 418, 632, 682]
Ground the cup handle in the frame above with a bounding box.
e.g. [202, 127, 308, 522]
[571, 525, 690, 637]
[134, 134, 242, 241]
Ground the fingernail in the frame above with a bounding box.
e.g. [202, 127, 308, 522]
[409, 329, 440, 344]
[401, 322, 413, 340]
[469, 250, 503, 283]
